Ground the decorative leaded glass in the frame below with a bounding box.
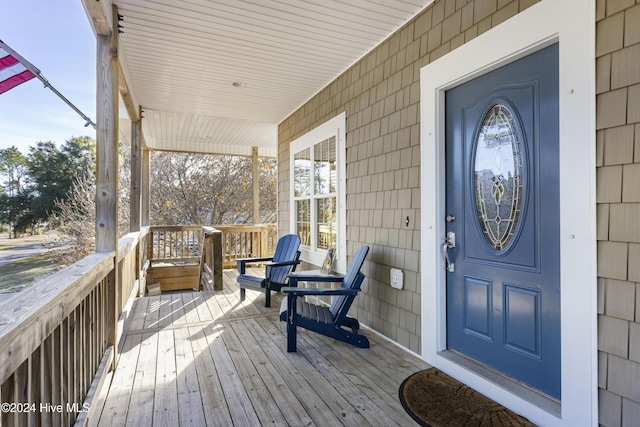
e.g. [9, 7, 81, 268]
[474, 104, 524, 251]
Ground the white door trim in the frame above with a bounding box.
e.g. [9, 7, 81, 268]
[419, 1, 596, 426]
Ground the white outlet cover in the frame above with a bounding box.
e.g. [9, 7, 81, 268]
[390, 268, 403, 289]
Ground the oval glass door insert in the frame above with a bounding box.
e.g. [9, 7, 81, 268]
[474, 104, 524, 251]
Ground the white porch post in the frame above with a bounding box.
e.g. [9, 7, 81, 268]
[252, 146, 259, 224]
[141, 148, 150, 227]
[130, 117, 142, 232]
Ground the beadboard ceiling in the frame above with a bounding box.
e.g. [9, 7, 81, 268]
[93, 0, 432, 156]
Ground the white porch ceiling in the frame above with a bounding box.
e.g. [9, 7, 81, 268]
[100, 0, 432, 157]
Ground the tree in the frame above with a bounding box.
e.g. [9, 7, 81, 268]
[0, 147, 31, 237]
[48, 171, 96, 264]
[50, 148, 277, 265]
[61, 136, 96, 179]
[27, 137, 95, 224]
[47, 141, 128, 265]
[149, 152, 276, 226]
[258, 157, 277, 223]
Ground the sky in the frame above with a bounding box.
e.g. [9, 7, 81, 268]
[0, 0, 96, 155]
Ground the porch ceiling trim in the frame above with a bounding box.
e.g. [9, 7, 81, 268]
[81, 0, 434, 156]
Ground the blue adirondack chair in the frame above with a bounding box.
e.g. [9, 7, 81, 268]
[236, 234, 301, 307]
[279, 245, 369, 352]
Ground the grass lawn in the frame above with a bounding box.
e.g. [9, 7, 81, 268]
[0, 256, 60, 290]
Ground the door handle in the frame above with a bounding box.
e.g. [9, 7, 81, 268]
[441, 232, 455, 272]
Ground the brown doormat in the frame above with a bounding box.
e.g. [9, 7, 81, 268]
[399, 368, 537, 426]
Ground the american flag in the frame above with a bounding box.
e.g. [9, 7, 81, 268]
[0, 40, 36, 94]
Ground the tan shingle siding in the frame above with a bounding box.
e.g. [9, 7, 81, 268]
[598, 129, 606, 166]
[597, 0, 606, 21]
[278, 4, 640, 421]
[599, 204, 611, 240]
[598, 241, 628, 281]
[598, 2, 640, 422]
[605, 279, 637, 321]
[609, 204, 640, 242]
[629, 85, 640, 124]
[519, 0, 539, 11]
[623, 164, 640, 202]
[612, 44, 640, 89]
[597, 88, 628, 129]
[604, 125, 635, 165]
[630, 322, 640, 362]
[628, 243, 640, 282]
[474, 0, 498, 23]
[600, 351, 609, 388]
[636, 124, 640, 163]
[607, 0, 636, 16]
[600, 388, 623, 427]
[597, 12, 624, 56]
[623, 399, 640, 427]
[625, 4, 640, 46]
[597, 54, 612, 94]
[281, 0, 537, 353]
[607, 355, 640, 402]
[637, 283, 640, 321]
[598, 166, 623, 202]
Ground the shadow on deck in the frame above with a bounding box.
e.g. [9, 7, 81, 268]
[91, 268, 430, 426]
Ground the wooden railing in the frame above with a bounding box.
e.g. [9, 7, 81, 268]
[146, 224, 276, 268]
[145, 224, 277, 292]
[0, 223, 277, 426]
[146, 226, 203, 292]
[0, 228, 150, 426]
[148, 225, 202, 266]
[199, 227, 223, 291]
[213, 224, 277, 268]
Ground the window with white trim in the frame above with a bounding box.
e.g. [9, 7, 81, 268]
[290, 112, 347, 273]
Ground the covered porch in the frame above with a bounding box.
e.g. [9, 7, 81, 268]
[0, 0, 435, 418]
[91, 270, 428, 426]
[1, 0, 617, 426]
[0, 226, 427, 426]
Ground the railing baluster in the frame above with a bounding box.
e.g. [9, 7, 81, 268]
[29, 351, 40, 426]
[89, 295, 93, 396]
[62, 317, 70, 427]
[0, 225, 280, 425]
[0, 228, 149, 427]
[74, 305, 81, 423]
[53, 326, 62, 427]
[1, 372, 15, 426]
[41, 334, 52, 426]
[16, 360, 27, 426]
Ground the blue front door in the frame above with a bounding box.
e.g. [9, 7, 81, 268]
[445, 44, 560, 399]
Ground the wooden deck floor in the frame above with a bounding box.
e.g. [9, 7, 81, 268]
[92, 269, 430, 426]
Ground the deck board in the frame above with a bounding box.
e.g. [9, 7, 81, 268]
[153, 329, 179, 426]
[125, 332, 158, 426]
[170, 293, 187, 326]
[95, 269, 430, 426]
[243, 317, 339, 426]
[98, 334, 142, 426]
[228, 319, 315, 426]
[174, 327, 206, 426]
[219, 321, 288, 425]
[188, 325, 234, 427]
